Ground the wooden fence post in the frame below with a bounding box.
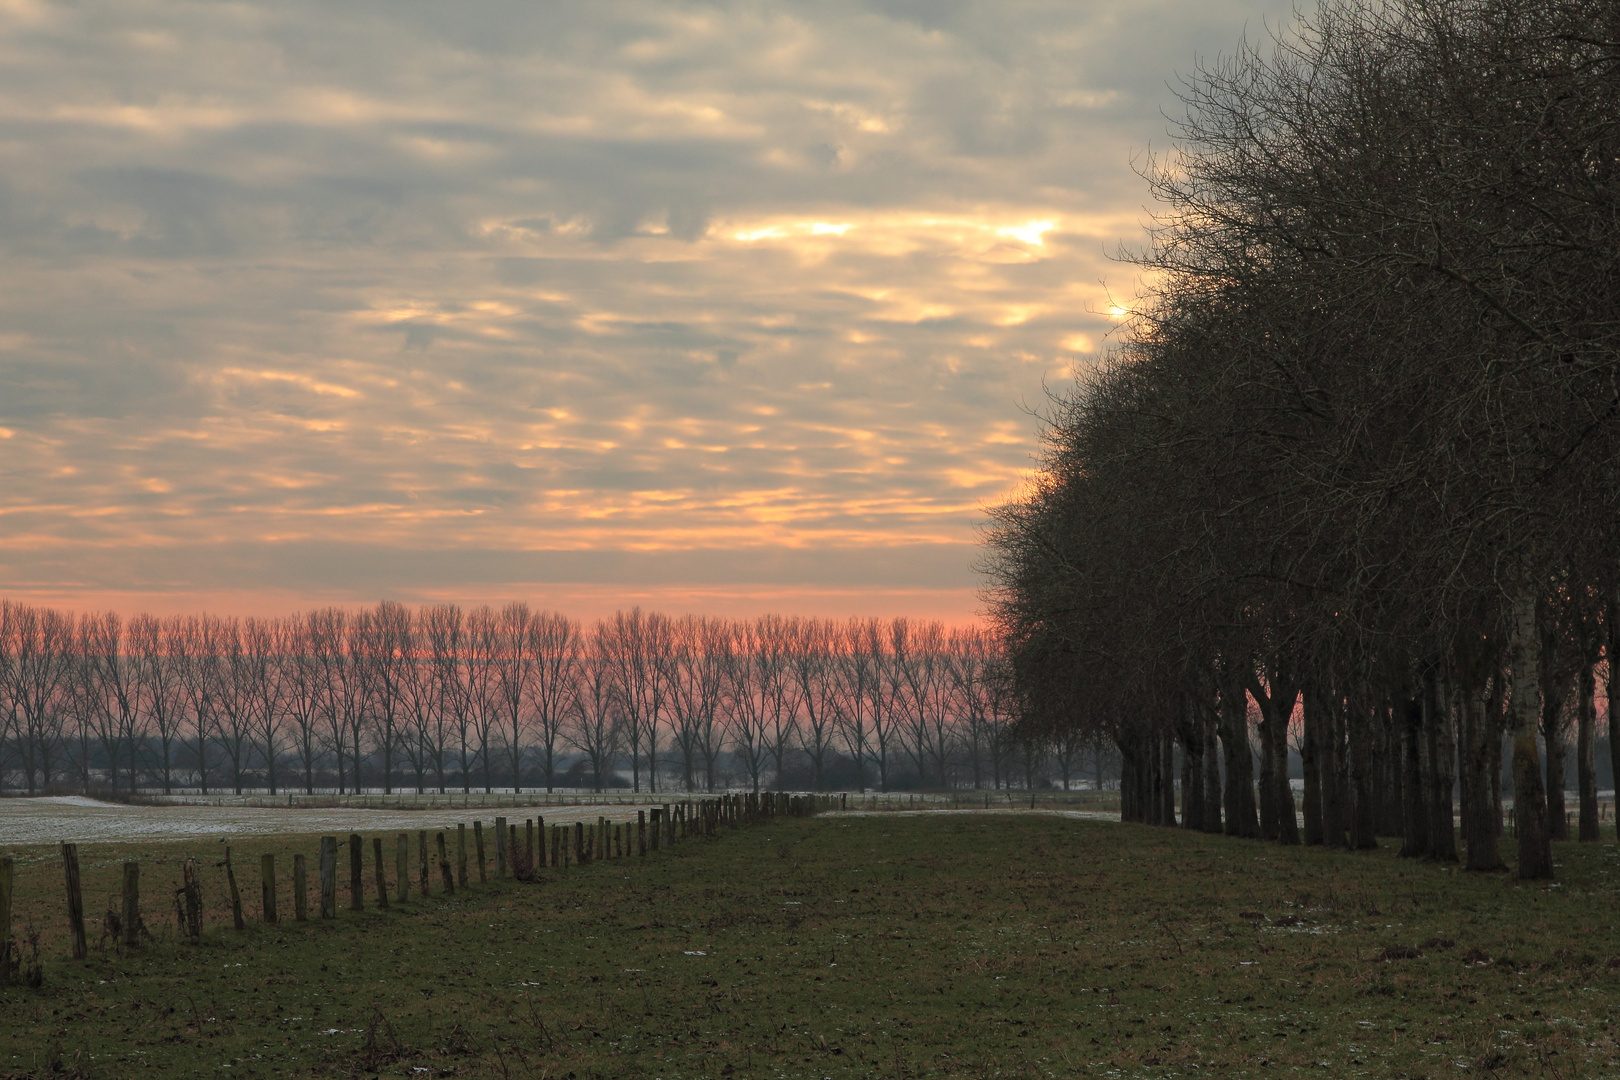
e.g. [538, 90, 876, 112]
[260, 854, 277, 924]
[525, 819, 534, 870]
[0, 857, 12, 982]
[122, 862, 142, 946]
[396, 833, 410, 903]
[293, 854, 308, 922]
[183, 858, 204, 940]
[223, 847, 246, 930]
[418, 831, 429, 897]
[536, 816, 546, 867]
[319, 837, 337, 919]
[574, 821, 585, 864]
[372, 838, 390, 910]
[495, 817, 508, 878]
[437, 833, 454, 894]
[457, 824, 468, 887]
[550, 825, 562, 870]
[348, 834, 364, 911]
[473, 821, 487, 883]
[639, 810, 647, 855]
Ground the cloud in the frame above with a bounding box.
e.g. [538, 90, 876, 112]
[0, 0, 1297, 617]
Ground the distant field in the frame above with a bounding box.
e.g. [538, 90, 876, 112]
[2, 813, 1617, 1078]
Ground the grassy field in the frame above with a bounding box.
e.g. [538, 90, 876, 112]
[1, 812, 1618, 1078]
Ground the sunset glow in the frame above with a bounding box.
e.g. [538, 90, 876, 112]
[0, 0, 1294, 620]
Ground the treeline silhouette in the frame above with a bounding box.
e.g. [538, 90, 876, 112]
[0, 600, 1069, 798]
[986, 0, 1620, 879]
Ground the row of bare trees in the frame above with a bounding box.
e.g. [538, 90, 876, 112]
[0, 600, 1037, 796]
[987, 0, 1620, 879]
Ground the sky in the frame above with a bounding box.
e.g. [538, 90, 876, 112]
[0, 0, 1294, 623]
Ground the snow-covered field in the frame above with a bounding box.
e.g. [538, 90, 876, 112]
[0, 796, 664, 846]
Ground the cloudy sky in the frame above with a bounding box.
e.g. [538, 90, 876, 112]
[0, 0, 1292, 621]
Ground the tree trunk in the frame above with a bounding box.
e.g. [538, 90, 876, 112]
[1576, 657, 1598, 842]
[1425, 669, 1457, 862]
[1301, 686, 1323, 846]
[1544, 693, 1568, 842]
[1219, 684, 1259, 839]
[1460, 683, 1504, 871]
[1159, 728, 1177, 826]
[1508, 588, 1554, 879]
[1309, 688, 1344, 846]
[1178, 712, 1203, 831]
[1399, 695, 1428, 858]
[1272, 702, 1300, 845]
[1256, 702, 1277, 842]
[1609, 590, 1620, 843]
[1201, 706, 1222, 834]
[1348, 701, 1377, 850]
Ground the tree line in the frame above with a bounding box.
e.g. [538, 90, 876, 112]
[0, 600, 1040, 797]
[985, 0, 1620, 879]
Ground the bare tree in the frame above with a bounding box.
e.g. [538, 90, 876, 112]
[525, 610, 580, 792]
[132, 614, 188, 794]
[242, 618, 287, 795]
[495, 602, 538, 793]
[604, 608, 669, 793]
[174, 614, 220, 795]
[308, 608, 353, 793]
[571, 625, 622, 791]
[424, 604, 473, 792]
[757, 615, 802, 790]
[793, 619, 839, 792]
[80, 611, 146, 791]
[726, 618, 772, 793]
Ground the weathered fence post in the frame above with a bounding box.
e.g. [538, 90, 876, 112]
[649, 809, 661, 851]
[638, 810, 647, 855]
[551, 825, 562, 870]
[473, 821, 487, 883]
[525, 819, 534, 870]
[574, 821, 585, 864]
[122, 861, 142, 946]
[0, 857, 12, 982]
[418, 831, 429, 897]
[183, 858, 204, 940]
[495, 816, 508, 878]
[293, 854, 308, 922]
[260, 854, 277, 924]
[437, 833, 454, 894]
[223, 847, 246, 931]
[372, 838, 390, 910]
[348, 834, 364, 911]
[319, 837, 337, 919]
[536, 816, 546, 867]
[396, 833, 410, 903]
[457, 824, 468, 887]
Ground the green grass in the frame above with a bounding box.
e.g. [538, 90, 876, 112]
[3, 814, 1620, 1078]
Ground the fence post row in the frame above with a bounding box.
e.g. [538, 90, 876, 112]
[122, 861, 142, 946]
[373, 838, 390, 910]
[35, 795, 836, 958]
[293, 854, 308, 922]
[319, 836, 337, 919]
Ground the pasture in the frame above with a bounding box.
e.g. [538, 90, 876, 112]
[1, 810, 1617, 1078]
